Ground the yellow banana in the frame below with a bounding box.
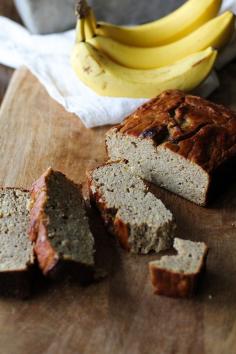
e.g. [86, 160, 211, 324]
[75, 17, 85, 43]
[94, 0, 222, 47]
[71, 44, 217, 98]
[87, 11, 234, 70]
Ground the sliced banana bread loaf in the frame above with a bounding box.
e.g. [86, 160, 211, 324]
[106, 90, 236, 206]
[88, 161, 176, 254]
[0, 188, 34, 297]
[29, 168, 94, 281]
[149, 238, 208, 298]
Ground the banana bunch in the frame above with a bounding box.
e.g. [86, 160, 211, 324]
[95, 0, 223, 47]
[71, 0, 234, 98]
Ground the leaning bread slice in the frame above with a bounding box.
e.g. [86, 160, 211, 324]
[88, 161, 176, 254]
[149, 238, 208, 297]
[0, 188, 34, 297]
[29, 167, 94, 281]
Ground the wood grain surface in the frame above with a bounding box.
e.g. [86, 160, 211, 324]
[1, 2, 236, 352]
[0, 66, 236, 354]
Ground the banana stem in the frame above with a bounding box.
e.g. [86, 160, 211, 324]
[75, 0, 97, 41]
[75, 0, 90, 19]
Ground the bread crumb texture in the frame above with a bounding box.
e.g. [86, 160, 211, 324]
[106, 90, 236, 205]
[89, 162, 175, 254]
[0, 189, 34, 271]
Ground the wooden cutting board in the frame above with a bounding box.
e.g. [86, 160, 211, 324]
[0, 67, 236, 354]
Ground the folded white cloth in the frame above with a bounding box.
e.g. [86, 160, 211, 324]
[0, 0, 235, 128]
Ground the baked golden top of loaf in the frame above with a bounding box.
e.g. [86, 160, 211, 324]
[116, 90, 236, 172]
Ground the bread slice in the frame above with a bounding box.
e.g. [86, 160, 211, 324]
[106, 90, 236, 206]
[87, 161, 176, 254]
[149, 238, 208, 297]
[0, 188, 34, 297]
[28, 167, 94, 282]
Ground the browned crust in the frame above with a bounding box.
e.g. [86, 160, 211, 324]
[28, 167, 59, 275]
[113, 216, 131, 251]
[149, 267, 198, 297]
[149, 245, 208, 298]
[107, 90, 236, 174]
[29, 167, 94, 282]
[86, 164, 131, 251]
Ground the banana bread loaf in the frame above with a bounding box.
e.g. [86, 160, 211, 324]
[149, 238, 208, 297]
[106, 90, 236, 205]
[28, 167, 94, 282]
[87, 161, 176, 254]
[0, 188, 34, 297]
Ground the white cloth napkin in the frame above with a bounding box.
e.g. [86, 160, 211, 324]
[0, 0, 235, 128]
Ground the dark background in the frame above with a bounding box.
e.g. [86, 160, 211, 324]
[90, 0, 185, 24]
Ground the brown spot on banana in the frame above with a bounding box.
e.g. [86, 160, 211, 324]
[102, 82, 107, 90]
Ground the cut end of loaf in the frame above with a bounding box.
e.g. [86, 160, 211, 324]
[0, 188, 34, 272]
[29, 167, 95, 277]
[106, 89, 236, 206]
[106, 129, 210, 206]
[88, 161, 176, 254]
[149, 238, 208, 297]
